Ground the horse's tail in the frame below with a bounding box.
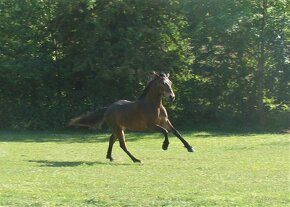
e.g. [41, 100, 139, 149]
[68, 107, 107, 128]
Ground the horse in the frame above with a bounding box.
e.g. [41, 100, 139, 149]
[69, 72, 194, 163]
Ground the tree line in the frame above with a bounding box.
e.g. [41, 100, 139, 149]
[0, 0, 289, 130]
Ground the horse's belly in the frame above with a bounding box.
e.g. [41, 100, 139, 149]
[119, 114, 149, 131]
[124, 121, 148, 131]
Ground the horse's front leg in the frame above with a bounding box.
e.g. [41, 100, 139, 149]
[152, 125, 170, 150]
[172, 127, 194, 152]
[165, 120, 195, 152]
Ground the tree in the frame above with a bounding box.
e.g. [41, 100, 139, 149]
[0, 0, 288, 129]
[181, 0, 289, 125]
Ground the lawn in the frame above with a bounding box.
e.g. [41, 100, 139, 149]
[0, 130, 289, 206]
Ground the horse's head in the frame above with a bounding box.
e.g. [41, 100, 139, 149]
[149, 72, 175, 102]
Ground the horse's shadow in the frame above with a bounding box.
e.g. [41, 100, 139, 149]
[28, 160, 133, 167]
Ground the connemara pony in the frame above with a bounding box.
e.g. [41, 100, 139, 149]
[69, 72, 194, 162]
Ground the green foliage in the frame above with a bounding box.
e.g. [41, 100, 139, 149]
[0, 131, 289, 206]
[179, 0, 289, 125]
[0, 0, 289, 129]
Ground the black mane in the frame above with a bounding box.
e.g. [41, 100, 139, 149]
[138, 72, 167, 100]
[138, 78, 157, 100]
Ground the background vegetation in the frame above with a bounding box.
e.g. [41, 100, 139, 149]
[0, 0, 289, 130]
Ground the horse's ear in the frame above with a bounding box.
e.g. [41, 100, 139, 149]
[166, 73, 170, 78]
[147, 71, 158, 83]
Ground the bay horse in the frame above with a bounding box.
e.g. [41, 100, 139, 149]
[69, 72, 194, 163]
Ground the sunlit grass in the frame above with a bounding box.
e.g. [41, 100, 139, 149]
[0, 131, 289, 206]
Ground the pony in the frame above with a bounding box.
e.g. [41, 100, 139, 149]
[69, 72, 194, 162]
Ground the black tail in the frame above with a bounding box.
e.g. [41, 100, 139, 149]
[69, 107, 107, 128]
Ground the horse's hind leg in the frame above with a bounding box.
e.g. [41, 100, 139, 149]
[115, 129, 141, 163]
[106, 134, 116, 161]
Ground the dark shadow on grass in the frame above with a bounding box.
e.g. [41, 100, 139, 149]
[181, 131, 260, 139]
[0, 130, 161, 143]
[182, 127, 290, 138]
[28, 160, 133, 167]
[192, 133, 252, 138]
[0, 131, 110, 143]
[0, 127, 286, 143]
[259, 140, 290, 147]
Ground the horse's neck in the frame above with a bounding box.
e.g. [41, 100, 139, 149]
[144, 89, 163, 107]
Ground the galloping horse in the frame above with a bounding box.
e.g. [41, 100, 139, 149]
[69, 72, 194, 163]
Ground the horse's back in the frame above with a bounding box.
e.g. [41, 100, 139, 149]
[105, 100, 133, 114]
[105, 100, 150, 131]
[107, 100, 134, 110]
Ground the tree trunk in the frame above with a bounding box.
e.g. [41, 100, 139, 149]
[257, 0, 267, 126]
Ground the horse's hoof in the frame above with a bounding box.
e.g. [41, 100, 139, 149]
[187, 146, 195, 152]
[107, 157, 114, 161]
[133, 159, 141, 163]
[162, 141, 169, 150]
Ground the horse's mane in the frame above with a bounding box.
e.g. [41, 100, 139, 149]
[138, 72, 167, 100]
[138, 78, 156, 100]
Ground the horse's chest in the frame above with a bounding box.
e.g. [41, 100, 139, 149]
[152, 107, 168, 123]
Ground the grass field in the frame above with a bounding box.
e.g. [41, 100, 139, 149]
[0, 130, 289, 207]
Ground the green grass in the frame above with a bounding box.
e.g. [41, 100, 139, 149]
[0, 130, 289, 207]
